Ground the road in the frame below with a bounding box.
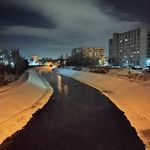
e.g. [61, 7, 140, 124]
[0, 71, 145, 150]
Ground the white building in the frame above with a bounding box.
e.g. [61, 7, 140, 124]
[109, 27, 150, 67]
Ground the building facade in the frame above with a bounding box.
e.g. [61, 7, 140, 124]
[109, 27, 150, 67]
[0, 48, 20, 67]
[71, 47, 105, 66]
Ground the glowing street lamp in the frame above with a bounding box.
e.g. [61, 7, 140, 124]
[146, 59, 150, 66]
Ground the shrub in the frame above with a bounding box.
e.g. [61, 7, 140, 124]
[90, 67, 109, 74]
[72, 66, 82, 71]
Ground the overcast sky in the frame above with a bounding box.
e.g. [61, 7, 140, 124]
[0, 0, 149, 58]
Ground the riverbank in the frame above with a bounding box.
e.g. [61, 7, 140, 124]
[56, 68, 150, 150]
[0, 68, 53, 144]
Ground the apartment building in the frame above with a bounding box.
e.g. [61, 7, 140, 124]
[109, 27, 150, 67]
[71, 47, 105, 66]
[0, 48, 20, 67]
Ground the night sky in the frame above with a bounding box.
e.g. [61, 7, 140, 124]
[0, 0, 149, 58]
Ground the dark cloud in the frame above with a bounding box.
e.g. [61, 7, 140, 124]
[0, 0, 145, 58]
[96, 0, 150, 23]
[0, 2, 56, 28]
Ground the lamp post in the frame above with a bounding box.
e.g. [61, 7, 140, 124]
[124, 55, 131, 75]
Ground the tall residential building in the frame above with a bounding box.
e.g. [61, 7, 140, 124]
[0, 48, 20, 67]
[71, 47, 105, 66]
[109, 27, 150, 67]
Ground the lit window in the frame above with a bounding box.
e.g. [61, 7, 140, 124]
[125, 39, 128, 42]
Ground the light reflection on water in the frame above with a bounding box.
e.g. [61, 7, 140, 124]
[57, 75, 62, 92]
[64, 85, 68, 95]
[57, 75, 69, 96]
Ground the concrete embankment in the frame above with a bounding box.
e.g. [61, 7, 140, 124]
[0, 69, 53, 144]
[56, 68, 150, 150]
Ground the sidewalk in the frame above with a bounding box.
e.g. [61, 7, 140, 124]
[0, 69, 53, 144]
[56, 68, 150, 150]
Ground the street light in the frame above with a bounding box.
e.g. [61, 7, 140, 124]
[146, 59, 150, 67]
